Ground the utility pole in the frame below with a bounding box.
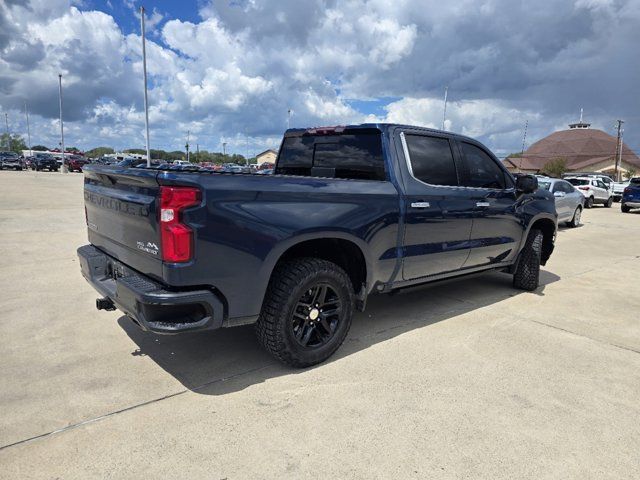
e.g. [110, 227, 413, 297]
[24, 102, 32, 157]
[58, 74, 67, 173]
[519, 119, 529, 172]
[185, 130, 190, 163]
[4, 113, 9, 152]
[245, 130, 249, 166]
[140, 6, 151, 167]
[222, 142, 227, 157]
[613, 119, 624, 182]
[442, 86, 448, 130]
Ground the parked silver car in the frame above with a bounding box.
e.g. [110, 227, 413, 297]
[538, 177, 584, 227]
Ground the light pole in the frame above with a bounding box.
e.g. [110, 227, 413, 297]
[58, 74, 67, 173]
[442, 86, 448, 131]
[287, 108, 291, 129]
[140, 6, 151, 167]
[4, 113, 9, 151]
[185, 130, 190, 163]
[24, 102, 32, 157]
[222, 142, 227, 156]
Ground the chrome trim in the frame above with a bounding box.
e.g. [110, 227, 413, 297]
[410, 202, 430, 208]
[476, 201, 490, 207]
[399, 130, 511, 193]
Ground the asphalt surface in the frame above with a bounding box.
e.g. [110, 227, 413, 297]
[1, 170, 639, 479]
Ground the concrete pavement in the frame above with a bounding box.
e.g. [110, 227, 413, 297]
[0, 171, 639, 479]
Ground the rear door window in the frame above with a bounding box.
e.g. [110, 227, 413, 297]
[562, 181, 575, 193]
[459, 142, 507, 189]
[403, 135, 458, 186]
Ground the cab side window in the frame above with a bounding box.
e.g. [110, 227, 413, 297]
[459, 142, 507, 189]
[404, 134, 459, 186]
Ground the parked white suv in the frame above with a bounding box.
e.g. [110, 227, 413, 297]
[566, 177, 613, 208]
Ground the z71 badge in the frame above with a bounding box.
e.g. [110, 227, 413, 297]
[136, 241, 159, 255]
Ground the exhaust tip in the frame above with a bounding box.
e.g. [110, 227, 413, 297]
[96, 297, 116, 311]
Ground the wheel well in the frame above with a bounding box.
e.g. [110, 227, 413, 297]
[277, 238, 367, 295]
[530, 218, 555, 265]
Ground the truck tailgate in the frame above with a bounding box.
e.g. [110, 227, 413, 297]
[83, 166, 163, 280]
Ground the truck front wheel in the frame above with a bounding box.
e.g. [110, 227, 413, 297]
[513, 229, 543, 291]
[256, 257, 355, 368]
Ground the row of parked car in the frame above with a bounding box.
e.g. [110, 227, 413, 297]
[536, 172, 640, 218]
[0, 151, 90, 172]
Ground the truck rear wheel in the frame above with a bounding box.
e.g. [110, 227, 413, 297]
[256, 257, 354, 368]
[513, 229, 543, 291]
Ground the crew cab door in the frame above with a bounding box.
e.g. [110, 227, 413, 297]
[454, 141, 523, 268]
[398, 131, 473, 280]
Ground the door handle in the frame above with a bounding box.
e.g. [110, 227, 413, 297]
[410, 202, 430, 208]
[475, 201, 490, 207]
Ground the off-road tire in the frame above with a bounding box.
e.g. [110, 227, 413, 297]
[621, 204, 630, 213]
[585, 196, 594, 208]
[567, 206, 582, 228]
[255, 257, 354, 368]
[513, 229, 543, 291]
[604, 197, 613, 208]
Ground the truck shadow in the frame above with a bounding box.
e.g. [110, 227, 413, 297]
[119, 270, 560, 396]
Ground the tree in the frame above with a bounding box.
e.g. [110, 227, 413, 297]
[541, 158, 568, 178]
[623, 168, 637, 180]
[31, 145, 48, 151]
[85, 146, 115, 158]
[1, 133, 27, 154]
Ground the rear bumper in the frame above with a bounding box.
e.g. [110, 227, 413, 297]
[622, 201, 640, 208]
[77, 245, 225, 334]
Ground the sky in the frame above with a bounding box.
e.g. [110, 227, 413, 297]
[1, 0, 639, 158]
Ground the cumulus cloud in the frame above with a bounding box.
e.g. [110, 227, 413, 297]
[0, 0, 638, 156]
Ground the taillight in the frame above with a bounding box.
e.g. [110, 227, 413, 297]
[578, 186, 590, 191]
[159, 186, 201, 263]
[624, 187, 631, 193]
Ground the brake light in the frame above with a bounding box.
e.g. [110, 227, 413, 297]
[578, 186, 590, 191]
[624, 187, 631, 194]
[159, 186, 200, 262]
[306, 126, 345, 135]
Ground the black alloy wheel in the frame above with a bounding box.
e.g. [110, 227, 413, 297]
[291, 283, 342, 348]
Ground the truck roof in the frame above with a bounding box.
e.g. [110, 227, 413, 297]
[283, 123, 479, 143]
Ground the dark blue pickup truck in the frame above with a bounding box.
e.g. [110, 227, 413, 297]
[78, 124, 556, 367]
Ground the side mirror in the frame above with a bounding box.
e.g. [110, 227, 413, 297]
[553, 191, 565, 197]
[516, 174, 538, 194]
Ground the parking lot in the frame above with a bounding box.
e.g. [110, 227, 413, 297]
[0, 170, 639, 479]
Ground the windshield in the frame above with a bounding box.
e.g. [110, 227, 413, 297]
[567, 178, 589, 186]
[538, 181, 551, 190]
[630, 178, 640, 185]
